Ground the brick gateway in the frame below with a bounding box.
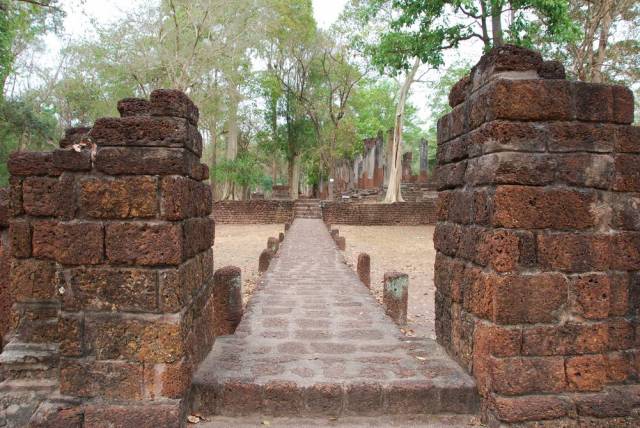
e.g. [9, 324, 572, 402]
[0, 46, 638, 426]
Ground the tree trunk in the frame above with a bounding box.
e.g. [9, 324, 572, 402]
[592, 0, 613, 83]
[223, 87, 239, 200]
[209, 127, 219, 200]
[384, 58, 421, 204]
[288, 154, 300, 200]
[479, 0, 491, 48]
[491, 0, 504, 47]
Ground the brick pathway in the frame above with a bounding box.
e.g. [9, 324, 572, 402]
[192, 219, 478, 417]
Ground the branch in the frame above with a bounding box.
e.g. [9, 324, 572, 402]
[14, 0, 62, 11]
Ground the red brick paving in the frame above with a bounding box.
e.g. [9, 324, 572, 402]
[192, 219, 478, 417]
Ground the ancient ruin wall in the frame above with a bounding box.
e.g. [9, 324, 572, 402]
[212, 200, 295, 224]
[0, 188, 10, 350]
[434, 46, 640, 426]
[2, 90, 215, 425]
[322, 200, 437, 226]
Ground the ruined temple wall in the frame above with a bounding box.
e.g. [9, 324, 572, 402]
[434, 45, 640, 426]
[0, 188, 10, 350]
[213, 200, 294, 224]
[322, 199, 437, 226]
[2, 91, 215, 425]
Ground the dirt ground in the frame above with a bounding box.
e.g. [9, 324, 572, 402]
[213, 224, 285, 306]
[336, 225, 436, 339]
[214, 223, 436, 340]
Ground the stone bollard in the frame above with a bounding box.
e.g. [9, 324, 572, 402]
[213, 266, 243, 336]
[357, 253, 371, 288]
[267, 236, 279, 253]
[278, 232, 284, 243]
[330, 229, 339, 240]
[284, 223, 291, 231]
[335, 236, 346, 251]
[383, 272, 409, 325]
[259, 248, 274, 273]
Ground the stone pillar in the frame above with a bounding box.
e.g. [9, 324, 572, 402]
[335, 236, 346, 251]
[213, 266, 243, 336]
[285, 223, 291, 232]
[357, 253, 371, 288]
[330, 229, 339, 240]
[278, 232, 285, 242]
[0, 90, 215, 425]
[419, 139, 429, 183]
[259, 249, 274, 273]
[434, 45, 639, 426]
[401, 152, 413, 182]
[383, 272, 408, 325]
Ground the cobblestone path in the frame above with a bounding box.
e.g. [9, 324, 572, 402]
[192, 219, 478, 417]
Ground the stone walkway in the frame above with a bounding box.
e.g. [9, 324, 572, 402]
[192, 219, 478, 417]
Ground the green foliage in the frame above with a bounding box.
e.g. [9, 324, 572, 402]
[0, 98, 59, 185]
[212, 152, 268, 192]
[0, 0, 63, 97]
[352, 0, 578, 74]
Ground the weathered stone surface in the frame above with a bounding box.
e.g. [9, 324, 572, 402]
[95, 146, 198, 177]
[52, 148, 92, 171]
[213, 266, 243, 336]
[32, 221, 103, 265]
[60, 359, 144, 400]
[149, 88, 199, 125]
[22, 176, 76, 219]
[258, 248, 274, 273]
[160, 175, 211, 220]
[79, 176, 158, 219]
[117, 97, 150, 117]
[84, 316, 184, 363]
[8, 151, 56, 176]
[83, 403, 181, 427]
[62, 267, 158, 312]
[105, 222, 183, 265]
[183, 217, 214, 259]
[357, 253, 371, 288]
[90, 116, 202, 156]
[383, 272, 409, 325]
[59, 126, 91, 148]
[9, 219, 31, 258]
[11, 258, 57, 302]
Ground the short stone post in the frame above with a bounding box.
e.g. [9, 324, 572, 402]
[278, 232, 284, 242]
[259, 249, 274, 273]
[330, 229, 339, 240]
[284, 222, 291, 231]
[213, 266, 243, 336]
[335, 236, 346, 251]
[383, 272, 408, 325]
[357, 253, 371, 288]
[267, 236, 279, 253]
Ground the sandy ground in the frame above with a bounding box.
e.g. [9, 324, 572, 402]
[336, 225, 436, 340]
[196, 414, 480, 427]
[213, 223, 436, 339]
[214, 224, 285, 306]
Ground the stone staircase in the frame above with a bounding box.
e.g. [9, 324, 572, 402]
[400, 183, 422, 202]
[294, 199, 322, 218]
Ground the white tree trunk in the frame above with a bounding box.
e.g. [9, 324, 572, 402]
[289, 153, 300, 200]
[384, 58, 421, 203]
[223, 90, 239, 200]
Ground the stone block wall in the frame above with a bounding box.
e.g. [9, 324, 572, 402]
[322, 199, 437, 225]
[434, 45, 640, 426]
[0, 188, 10, 350]
[212, 200, 294, 224]
[1, 90, 215, 425]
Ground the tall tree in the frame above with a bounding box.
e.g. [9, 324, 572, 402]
[344, 0, 577, 202]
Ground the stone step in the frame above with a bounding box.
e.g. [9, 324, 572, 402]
[191, 337, 478, 417]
